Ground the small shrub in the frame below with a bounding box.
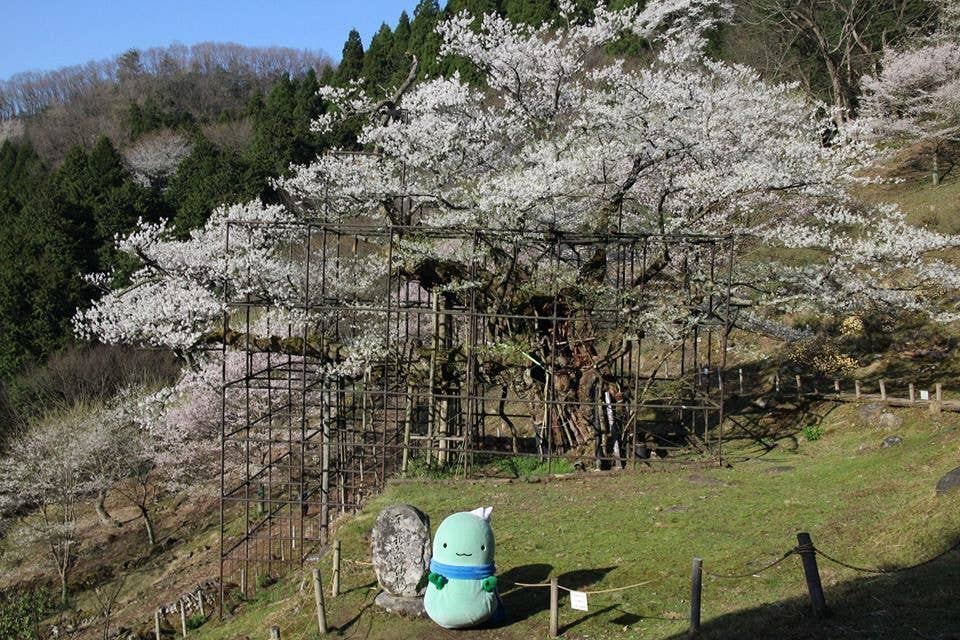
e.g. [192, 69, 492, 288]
[495, 456, 575, 478]
[802, 424, 824, 442]
[403, 458, 461, 479]
[0, 585, 56, 640]
[186, 612, 206, 630]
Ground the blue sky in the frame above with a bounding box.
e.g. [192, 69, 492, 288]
[0, 1, 420, 80]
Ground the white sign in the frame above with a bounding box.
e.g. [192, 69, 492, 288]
[569, 590, 589, 612]
[920, 390, 930, 401]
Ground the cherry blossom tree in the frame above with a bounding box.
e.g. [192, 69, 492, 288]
[860, 1, 960, 185]
[0, 418, 91, 605]
[75, 0, 960, 451]
[122, 130, 192, 189]
[83, 390, 164, 548]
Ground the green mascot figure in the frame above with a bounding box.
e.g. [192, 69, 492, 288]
[424, 506, 504, 628]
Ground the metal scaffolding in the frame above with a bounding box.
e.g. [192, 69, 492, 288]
[219, 221, 736, 599]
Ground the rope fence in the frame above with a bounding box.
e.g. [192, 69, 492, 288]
[258, 529, 959, 639]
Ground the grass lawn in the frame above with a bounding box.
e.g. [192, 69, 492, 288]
[193, 402, 960, 640]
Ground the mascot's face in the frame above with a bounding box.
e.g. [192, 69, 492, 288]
[433, 509, 495, 566]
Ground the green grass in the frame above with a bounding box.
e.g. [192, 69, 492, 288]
[192, 403, 960, 639]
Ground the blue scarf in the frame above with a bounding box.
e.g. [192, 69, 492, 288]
[430, 558, 496, 580]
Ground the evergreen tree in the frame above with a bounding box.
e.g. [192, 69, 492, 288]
[364, 23, 398, 93]
[336, 29, 366, 84]
[167, 137, 251, 234]
[411, 0, 444, 78]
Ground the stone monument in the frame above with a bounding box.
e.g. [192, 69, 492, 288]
[370, 504, 431, 617]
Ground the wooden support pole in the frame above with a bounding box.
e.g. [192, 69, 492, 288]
[154, 610, 162, 640]
[738, 368, 743, 394]
[332, 540, 341, 598]
[775, 374, 780, 393]
[240, 568, 247, 596]
[270, 626, 281, 640]
[909, 383, 916, 403]
[402, 384, 414, 473]
[879, 380, 887, 401]
[796, 532, 828, 618]
[179, 599, 188, 637]
[549, 577, 559, 638]
[936, 383, 943, 403]
[689, 557, 703, 638]
[197, 589, 205, 617]
[833, 379, 840, 398]
[855, 380, 861, 399]
[312, 568, 328, 634]
[795, 374, 802, 398]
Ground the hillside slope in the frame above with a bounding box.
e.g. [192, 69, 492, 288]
[118, 401, 960, 640]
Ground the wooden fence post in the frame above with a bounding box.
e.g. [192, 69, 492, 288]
[833, 379, 840, 399]
[855, 380, 861, 399]
[936, 383, 943, 403]
[909, 383, 916, 403]
[738, 369, 744, 394]
[332, 540, 341, 598]
[312, 568, 328, 634]
[879, 380, 887, 401]
[197, 589, 205, 618]
[240, 567, 247, 596]
[775, 374, 780, 393]
[179, 599, 188, 637]
[154, 610, 162, 640]
[689, 557, 703, 638]
[795, 375, 802, 398]
[549, 577, 559, 638]
[796, 532, 828, 618]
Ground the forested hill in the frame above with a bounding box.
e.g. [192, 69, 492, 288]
[0, 0, 941, 401]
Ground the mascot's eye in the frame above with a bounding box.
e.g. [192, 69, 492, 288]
[442, 543, 447, 548]
[480, 545, 485, 551]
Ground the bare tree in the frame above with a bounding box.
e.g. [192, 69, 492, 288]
[741, 0, 938, 122]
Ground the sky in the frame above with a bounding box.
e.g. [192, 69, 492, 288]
[0, 0, 420, 80]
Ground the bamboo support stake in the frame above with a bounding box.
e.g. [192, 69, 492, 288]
[549, 577, 559, 638]
[179, 599, 188, 637]
[312, 568, 328, 634]
[332, 540, 341, 598]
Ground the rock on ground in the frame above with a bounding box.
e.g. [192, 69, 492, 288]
[936, 467, 960, 496]
[371, 504, 431, 598]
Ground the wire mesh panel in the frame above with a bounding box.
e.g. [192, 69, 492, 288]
[219, 222, 735, 598]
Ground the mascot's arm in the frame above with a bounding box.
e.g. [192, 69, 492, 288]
[481, 575, 497, 592]
[428, 572, 448, 590]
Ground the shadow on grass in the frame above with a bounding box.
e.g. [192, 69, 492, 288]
[495, 564, 618, 629]
[664, 541, 960, 640]
[497, 563, 553, 625]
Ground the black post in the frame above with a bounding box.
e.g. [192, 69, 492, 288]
[796, 532, 828, 617]
[689, 557, 702, 637]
